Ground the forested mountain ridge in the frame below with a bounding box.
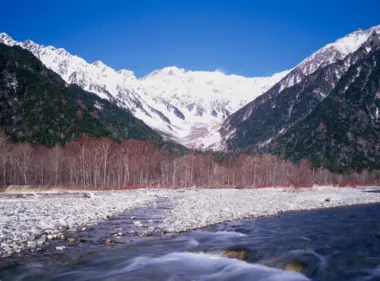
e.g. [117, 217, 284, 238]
[274, 33, 380, 171]
[222, 28, 380, 171]
[0, 43, 182, 151]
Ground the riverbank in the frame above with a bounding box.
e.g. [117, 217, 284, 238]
[1, 186, 380, 258]
[3, 197, 380, 281]
[0, 189, 173, 258]
[160, 187, 380, 232]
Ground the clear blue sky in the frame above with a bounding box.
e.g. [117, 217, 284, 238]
[1, 0, 379, 77]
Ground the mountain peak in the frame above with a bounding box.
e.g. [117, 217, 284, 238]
[23, 39, 36, 45]
[146, 66, 186, 78]
[92, 60, 107, 68]
[331, 26, 375, 54]
[318, 25, 380, 58]
[118, 69, 136, 79]
[0, 33, 16, 45]
[0, 32, 12, 40]
[273, 24, 380, 93]
[22, 39, 39, 50]
[163, 66, 185, 74]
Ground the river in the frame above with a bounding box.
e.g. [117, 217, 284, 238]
[1, 203, 380, 281]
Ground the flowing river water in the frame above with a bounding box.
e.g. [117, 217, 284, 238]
[1, 201, 380, 281]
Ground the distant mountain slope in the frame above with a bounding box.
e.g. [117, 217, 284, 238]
[222, 25, 380, 171]
[0, 33, 289, 149]
[0, 43, 179, 150]
[222, 26, 380, 148]
[274, 34, 380, 171]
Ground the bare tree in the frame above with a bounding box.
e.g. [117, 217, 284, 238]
[172, 160, 178, 187]
[49, 145, 63, 186]
[0, 131, 7, 186]
[15, 143, 33, 185]
[1, 134, 380, 189]
[99, 138, 112, 187]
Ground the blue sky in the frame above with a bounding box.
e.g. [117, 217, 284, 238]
[1, 0, 379, 77]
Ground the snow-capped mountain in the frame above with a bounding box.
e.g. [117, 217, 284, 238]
[0, 42, 172, 149]
[0, 33, 289, 149]
[278, 26, 380, 92]
[221, 25, 380, 157]
[271, 31, 380, 170]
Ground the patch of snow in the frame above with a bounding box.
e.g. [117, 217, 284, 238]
[188, 122, 225, 150]
[5, 73, 18, 91]
[241, 105, 254, 122]
[314, 89, 327, 99]
[288, 103, 294, 118]
[258, 137, 273, 148]
[94, 102, 103, 110]
[225, 127, 236, 140]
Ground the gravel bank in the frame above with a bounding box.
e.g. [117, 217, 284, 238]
[1, 187, 380, 258]
[159, 187, 380, 232]
[0, 189, 172, 258]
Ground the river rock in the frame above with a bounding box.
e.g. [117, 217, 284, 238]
[36, 235, 46, 245]
[30, 227, 42, 234]
[221, 249, 249, 261]
[27, 241, 37, 248]
[56, 246, 66, 251]
[278, 250, 325, 278]
[284, 263, 306, 273]
[133, 221, 143, 227]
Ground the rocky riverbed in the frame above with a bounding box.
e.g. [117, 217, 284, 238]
[1, 187, 380, 258]
[0, 189, 173, 258]
[161, 187, 380, 232]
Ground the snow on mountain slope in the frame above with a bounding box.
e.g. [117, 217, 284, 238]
[0, 32, 289, 149]
[278, 25, 380, 92]
[143, 66, 290, 117]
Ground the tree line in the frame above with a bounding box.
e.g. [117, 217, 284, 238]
[1, 132, 380, 189]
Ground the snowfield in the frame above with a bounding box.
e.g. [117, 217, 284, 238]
[1, 187, 380, 257]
